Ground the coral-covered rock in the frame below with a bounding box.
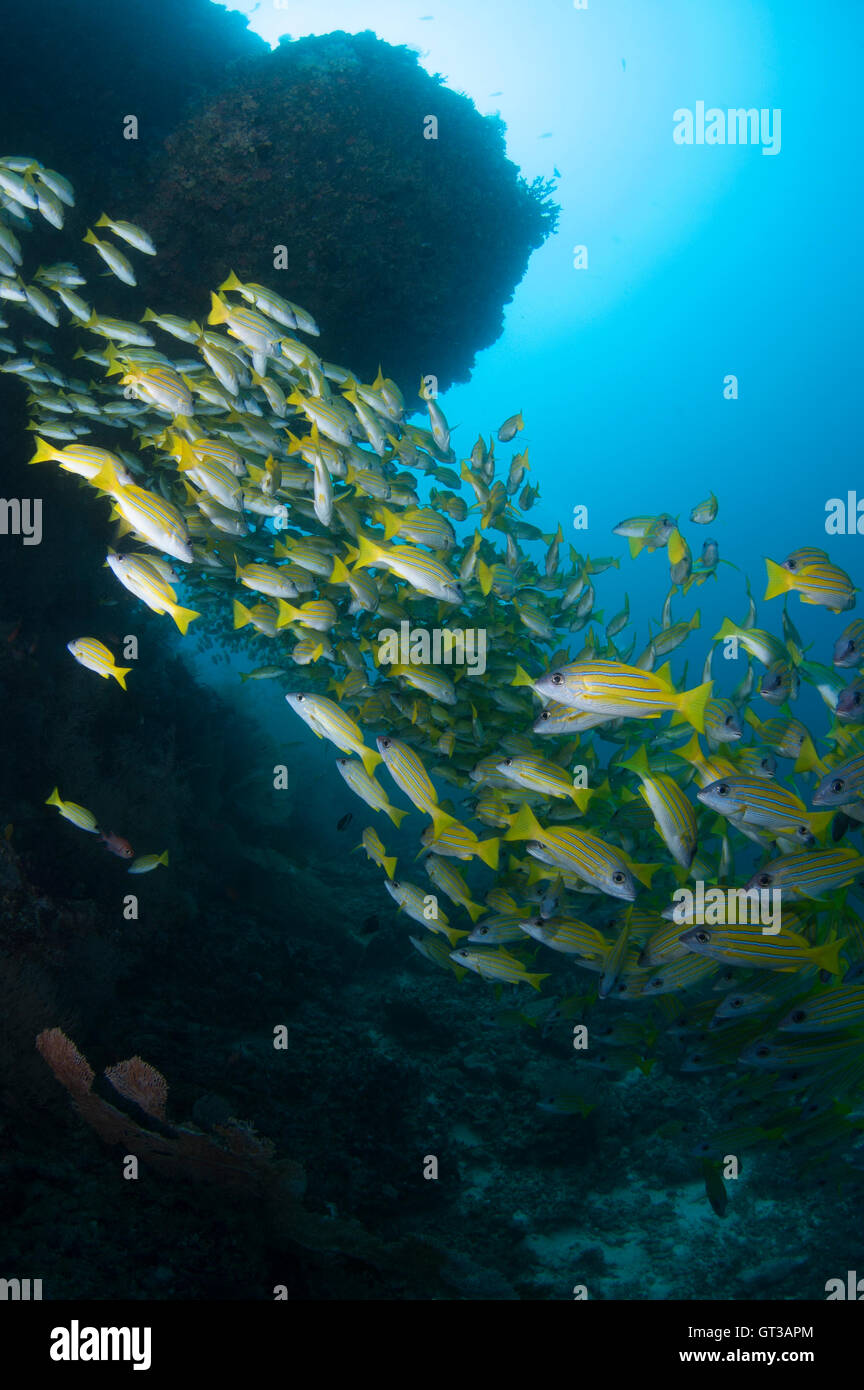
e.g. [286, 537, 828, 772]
[136, 31, 559, 398]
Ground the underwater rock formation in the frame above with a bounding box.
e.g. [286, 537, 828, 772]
[136, 31, 559, 398]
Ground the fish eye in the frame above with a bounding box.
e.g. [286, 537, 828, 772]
[791, 1009, 807, 1024]
[755, 1045, 771, 1058]
[832, 779, 846, 793]
[729, 997, 742, 1009]
[724, 716, 735, 727]
[503, 757, 513, 766]
[392, 879, 400, 888]
[758, 873, 772, 887]
[381, 737, 391, 748]
[855, 693, 862, 706]
[296, 694, 304, 702]
[612, 871, 625, 884]
[784, 558, 797, 571]
[850, 642, 858, 653]
[551, 673, 564, 686]
[717, 783, 730, 796]
[695, 930, 710, 944]
[539, 711, 551, 721]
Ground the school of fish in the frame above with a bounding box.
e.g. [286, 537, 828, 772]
[5, 153, 864, 1195]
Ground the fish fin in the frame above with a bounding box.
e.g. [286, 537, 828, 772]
[476, 837, 501, 870]
[233, 599, 252, 630]
[527, 972, 551, 992]
[352, 534, 382, 571]
[793, 735, 824, 775]
[503, 803, 545, 842]
[171, 605, 199, 637]
[385, 805, 409, 828]
[477, 558, 494, 596]
[159, 851, 170, 866]
[430, 808, 458, 839]
[276, 599, 298, 629]
[112, 666, 132, 690]
[510, 664, 535, 690]
[764, 557, 791, 602]
[677, 679, 714, 733]
[812, 937, 847, 976]
[206, 292, 230, 326]
[219, 270, 243, 293]
[620, 743, 651, 779]
[465, 899, 485, 923]
[45, 787, 62, 808]
[29, 436, 56, 464]
[382, 855, 397, 879]
[375, 506, 401, 541]
[359, 747, 383, 779]
[329, 556, 350, 584]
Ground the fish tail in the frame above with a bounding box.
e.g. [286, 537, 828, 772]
[171, 605, 200, 637]
[510, 664, 535, 689]
[385, 804, 409, 828]
[276, 599, 298, 629]
[329, 556, 350, 584]
[620, 743, 651, 779]
[233, 599, 252, 630]
[812, 937, 847, 976]
[442, 924, 470, 947]
[94, 212, 111, 228]
[112, 666, 132, 691]
[207, 291, 229, 326]
[359, 747, 383, 779]
[430, 807, 458, 839]
[376, 506, 401, 541]
[29, 435, 56, 464]
[352, 534, 382, 571]
[527, 972, 551, 992]
[764, 557, 791, 602]
[794, 735, 825, 775]
[159, 851, 170, 867]
[82, 227, 97, 245]
[382, 855, 397, 880]
[677, 679, 714, 733]
[476, 558, 494, 596]
[45, 786, 62, 808]
[219, 270, 243, 293]
[629, 537, 645, 559]
[503, 803, 545, 842]
[465, 899, 485, 924]
[476, 837, 501, 870]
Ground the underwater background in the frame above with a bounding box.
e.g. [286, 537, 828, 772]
[1, 0, 863, 1301]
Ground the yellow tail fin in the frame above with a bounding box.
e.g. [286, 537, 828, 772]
[503, 803, 545, 842]
[233, 599, 252, 630]
[171, 604, 200, 637]
[45, 787, 62, 808]
[476, 837, 501, 870]
[207, 292, 230, 326]
[29, 436, 57, 464]
[763, 557, 791, 602]
[112, 666, 132, 690]
[359, 747, 383, 779]
[677, 679, 714, 733]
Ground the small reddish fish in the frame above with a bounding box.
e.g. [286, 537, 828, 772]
[100, 830, 134, 859]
